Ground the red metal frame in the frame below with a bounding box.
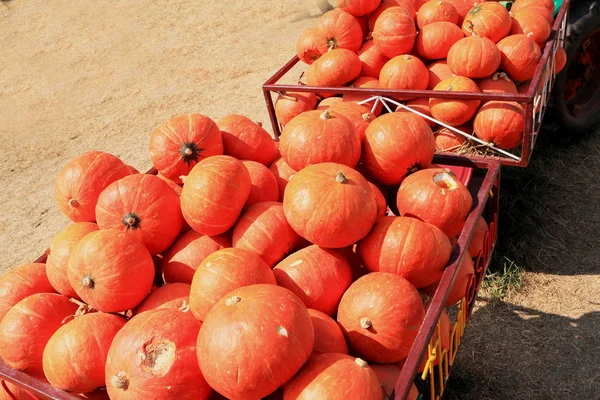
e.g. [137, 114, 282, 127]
[262, 0, 569, 167]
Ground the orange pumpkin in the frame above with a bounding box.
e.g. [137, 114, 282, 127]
[218, 114, 278, 166]
[149, 114, 223, 184]
[435, 123, 471, 151]
[497, 33, 542, 81]
[308, 309, 349, 356]
[343, 76, 383, 115]
[510, 10, 551, 47]
[67, 230, 154, 312]
[474, 101, 525, 149]
[0, 293, 78, 379]
[106, 308, 212, 400]
[0, 263, 55, 323]
[379, 55, 430, 98]
[0, 381, 41, 400]
[369, 363, 402, 399]
[275, 91, 318, 127]
[359, 216, 452, 288]
[339, 0, 381, 16]
[241, 160, 279, 206]
[134, 283, 191, 314]
[197, 285, 314, 399]
[274, 245, 353, 315]
[189, 248, 276, 321]
[369, 0, 417, 32]
[156, 172, 183, 196]
[416, 21, 465, 60]
[357, 40, 390, 78]
[46, 222, 99, 299]
[317, 97, 344, 110]
[337, 272, 425, 362]
[306, 49, 362, 88]
[161, 231, 231, 284]
[469, 216, 489, 257]
[430, 76, 481, 126]
[316, 9, 364, 53]
[362, 112, 435, 185]
[396, 97, 436, 127]
[180, 155, 251, 235]
[555, 45, 567, 74]
[42, 313, 126, 393]
[397, 168, 473, 237]
[283, 163, 377, 248]
[269, 157, 297, 202]
[329, 102, 375, 141]
[417, 0, 460, 28]
[283, 354, 382, 399]
[126, 165, 139, 174]
[462, 2, 511, 43]
[447, 35, 501, 78]
[296, 28, 326, 64]
[427, 60, 454, 89]
[511, 0, 555, 23]
[55, 151, 131, 222]
[445, 0, 478, 24]
[369, 182, 388, 217]
[477, 71, 518, 97]
[96, 174, 183, 255]
[372, 7, 418, 58]
[280, 109, 360, 171]
[423, 252, 475, 306]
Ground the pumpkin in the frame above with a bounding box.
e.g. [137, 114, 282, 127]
[126, 165, 139, 174]
[198, 285, 314, 399]
[180, 155, 251, 235]
[149, 114, 223, 185]
[280, 110, 360, 171]
[357, 40, 390, 78]
[474, 101, 525, 149]
[368, 0, 417, 32]
[555, 45, 567, 74]
[283, 354, 382, 400]
[0, 263, 55, 323]
[369, 363, 401, 399]
[241, 160, 279, 206]
[189, 248, 276, 321]
[337, 272, 425, 362]
[55, 151, 131, 222]
[445, 0, 478, 24]
[362, 112, 435, 185]
[161, 231, 231, 284]
[317, 97, 344, 110]
[379, 55, 429, 98]
[0, 293, 79, 379]
[308, 309, 349, 356]
[427, 60, 454, 89]
[417, 0, 460, 28]
[447, 35, 501, 78]
[510, 10, 551, 47]
[275, 91, 318, 127]
[42, 313, 126, 393]
[358, 216, 452, 288]
[274, 245, 353, 315]
[462, 2, 511, 43]
[372, 7, 417, 58]
[469, 216, 489, 257]
[0, 381, 40, 400]
[339, 0, 381, 16]
[46, 222, 99, 299]
[329, 102, 375, 141]
[96, 174, 183, 255]
[296, 27, 325, 64]
[67, 229, 154, 312]
[134, 283, 191, 314]
[269, 157, 297, 202]
[396, 98, 436, 128]
[497, 33, 542, 81]
[357, 15, 370, 39]
[511, 0, 555, 22]
[106, 308, 211, 400]
[342, 76, 383, 115]
[157, 172, 183, 197]
[232, 202, 299, 267]
[369, 182, 388, 217]
[396, 168, 473, 237]
[283, 163, 377, 248]
[416, 22, 465, 60]
[435, 123, 471, 151]
[306, 49, 362, 88]
[430, 76, 481, 126]
[423, 252, 475, 306]
[218, 114, 279, 166]
[315, 9, 364, 53]
[477, 72, 518, 97]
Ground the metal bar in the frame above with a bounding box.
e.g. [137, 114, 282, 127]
[262, 89, 281, 139]
[0, 362, 84, 400]
[262, 56, 301, 86]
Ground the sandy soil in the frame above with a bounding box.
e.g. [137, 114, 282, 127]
[1, 0, 598, 398]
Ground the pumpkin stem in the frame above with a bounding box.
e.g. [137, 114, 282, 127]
[179, 142, 201, 165]
[354, 358, 368, 368]
[276, 325, 288, 337]
[437, 0, 443, 4]
[180, 175, 187, 184]
[122, 212, 141, 230]
[403, 54, 411, 60]
[464, 20, 475, 34]
[256, 121, 263, 127]
[433, 171, 458, 190]
[362, 113, 372, 122]
[226, 295, 242, 306]
[111, 372, 129, 390]
[177, 299, 190, 313]
[320, 110, 331, 120]
[82, 276, 94, 289]
[68, 198, 79, 208]
[359, 317, 372, 329]
[326, 38, 337, 51]
[297, 72, 306, 86]
[335, 171, 348, 184]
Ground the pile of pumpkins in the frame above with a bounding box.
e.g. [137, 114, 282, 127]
[284, 0, 567, 152]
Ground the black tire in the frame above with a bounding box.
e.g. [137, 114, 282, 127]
[553, 1, 600, 136]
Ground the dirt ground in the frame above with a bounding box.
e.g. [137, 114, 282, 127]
[1, 0, 598, 398]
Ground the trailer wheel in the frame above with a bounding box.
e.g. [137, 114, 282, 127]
[554, 1, 600, 136]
